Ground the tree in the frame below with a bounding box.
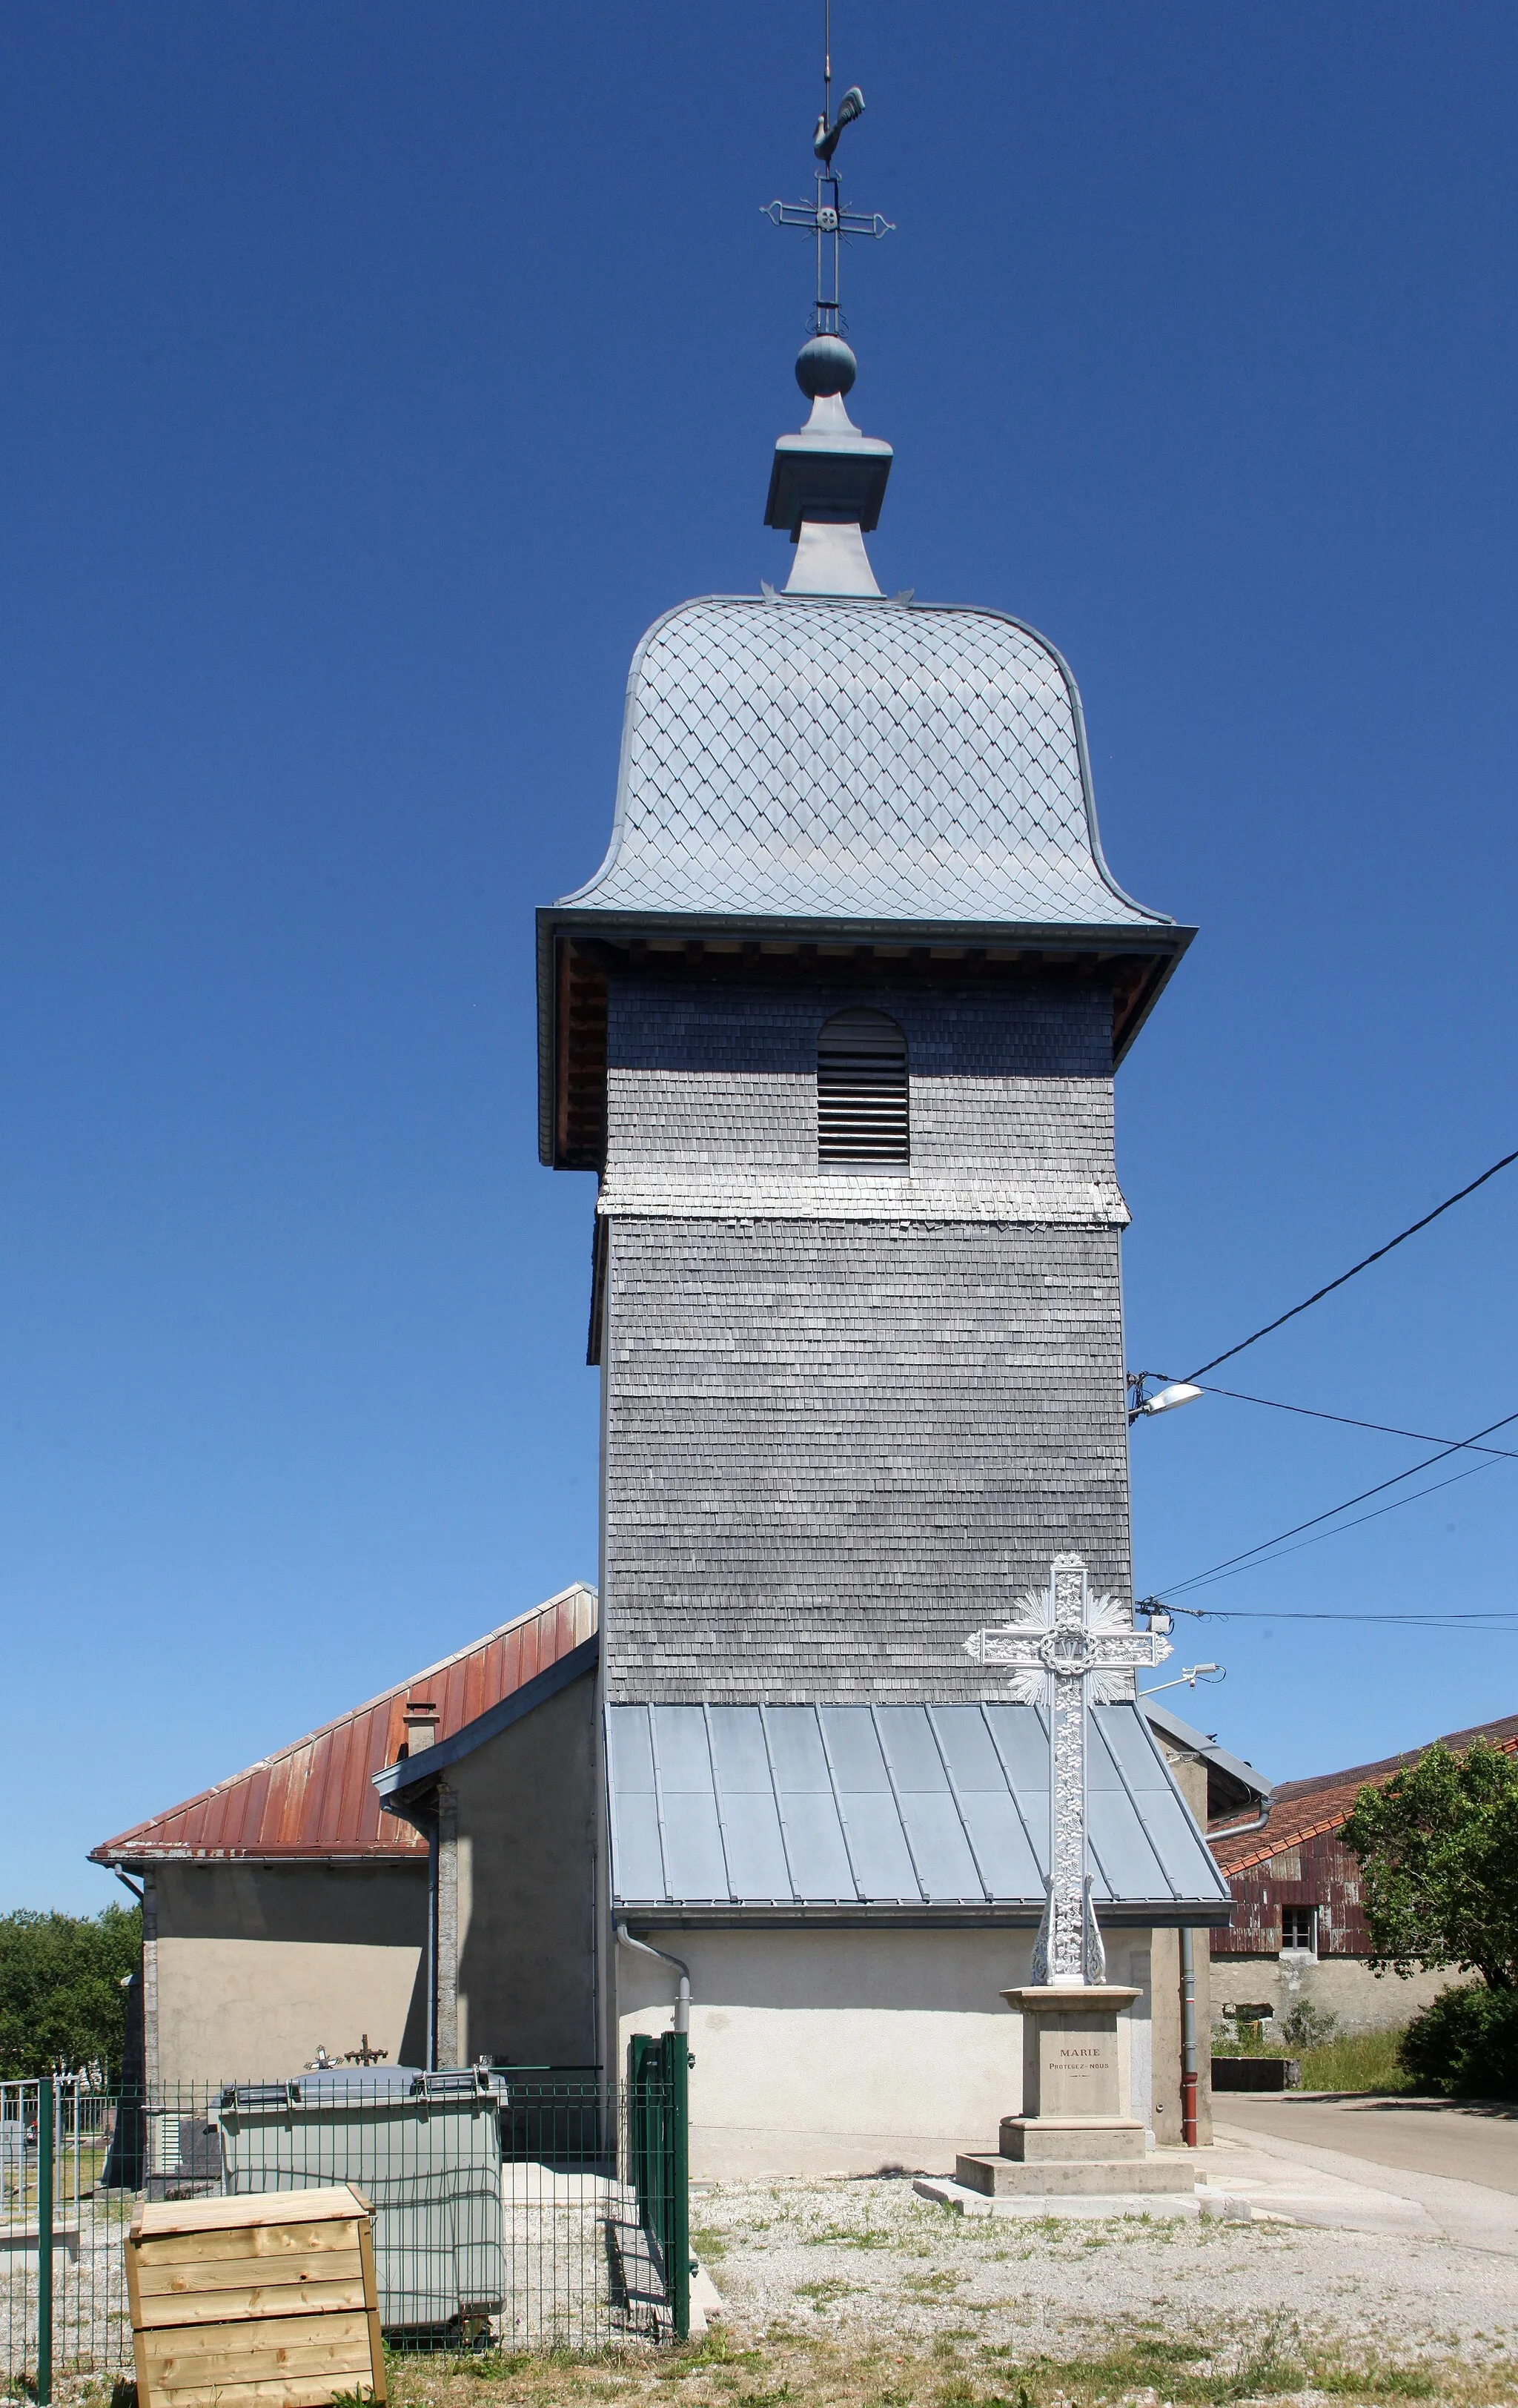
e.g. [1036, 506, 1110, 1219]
[1340, 1738, 1518, 1989]
[0, 1904, 142, 2080]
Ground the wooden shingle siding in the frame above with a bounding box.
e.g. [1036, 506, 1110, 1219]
[599, 972, 1133, 1707]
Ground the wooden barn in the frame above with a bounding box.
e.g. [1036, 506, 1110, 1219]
[1210, 1709, 1518, 2034]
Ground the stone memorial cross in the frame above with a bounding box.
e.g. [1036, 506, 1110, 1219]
[964, 1553, 1172, 1988]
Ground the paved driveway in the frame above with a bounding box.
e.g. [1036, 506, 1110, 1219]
[1216, 2090, 1518, 2192]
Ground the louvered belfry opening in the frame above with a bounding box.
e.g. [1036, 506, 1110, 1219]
[817, 1008, 909, 1168]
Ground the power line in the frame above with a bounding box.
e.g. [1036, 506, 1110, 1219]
[1153, 1405, 1518, 1596]
[1181, 1146, 1518, 1382]
[1159, 1601, 1518, 1628]
[1162, 1455, 1499, 1596]
[1163, 1377, 1518, 1462]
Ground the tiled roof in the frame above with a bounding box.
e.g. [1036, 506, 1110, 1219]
[90, 1585, 597, 1866]
[1212, 1710, 1518, 1876]
[608, 1700, 1229, 1917]
[561, 596, 1176, 932]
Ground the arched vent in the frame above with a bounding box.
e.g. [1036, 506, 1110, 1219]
[818, 1009, 909, 1168]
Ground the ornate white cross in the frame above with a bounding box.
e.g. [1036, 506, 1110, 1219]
[964, 1553, 1172, 1988]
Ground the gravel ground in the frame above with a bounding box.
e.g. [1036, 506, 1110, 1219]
[691, 2173, 1518, 2371]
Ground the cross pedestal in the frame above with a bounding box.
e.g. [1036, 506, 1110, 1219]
[956, 1986, 1193, 2196]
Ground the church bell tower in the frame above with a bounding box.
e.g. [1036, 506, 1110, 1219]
[534, 79, 1213, 2150]
[537, 334, 1192, 1703]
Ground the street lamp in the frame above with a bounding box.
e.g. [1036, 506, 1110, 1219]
[1139, 1663, 1224, 1698]
[1127, 1373, 1204, 1424]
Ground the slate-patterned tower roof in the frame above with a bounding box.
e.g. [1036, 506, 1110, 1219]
[565, 598, 1169, 928]
[538, 565, 1190, 1166]
[536, 331, 1216, 1927]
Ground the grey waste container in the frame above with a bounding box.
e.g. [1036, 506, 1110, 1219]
[216, 2067, 506, 2332]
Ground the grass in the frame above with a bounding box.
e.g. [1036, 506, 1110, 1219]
[1299, 2025, 1415, 2091]
[792, 2279, 861, 2312]
[380, 2326, 1518, 2408]
[802, 2226, 898, 2251]
[1213, 2020, 1414, 2091]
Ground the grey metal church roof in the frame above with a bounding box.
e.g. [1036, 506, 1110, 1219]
[559, 595, 1177, 931]
[608, 1699, 1230, 1925]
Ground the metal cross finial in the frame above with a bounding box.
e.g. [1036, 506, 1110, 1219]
[964, 1555, 1173, 1989]
[763, 4, 893, 340]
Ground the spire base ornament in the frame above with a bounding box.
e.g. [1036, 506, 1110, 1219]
[783, 520, 881, 598]
[795, 334, 856, 399]
[765, 388, 892, 543]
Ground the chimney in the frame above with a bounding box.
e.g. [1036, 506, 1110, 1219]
[400, 1698, 439, 1760]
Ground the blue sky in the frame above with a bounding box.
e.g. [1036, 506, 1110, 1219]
[5, 2, 1517, 1911]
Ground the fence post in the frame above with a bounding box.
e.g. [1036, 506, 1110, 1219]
[666, 2034, 690, 2344]
[37, 2075, 54, 2406]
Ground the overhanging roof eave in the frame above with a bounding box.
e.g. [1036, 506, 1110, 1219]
[613, 1901, 1234, 1931]
[1142, 1698, 1273, 1804]
[536, 907, 1196, 1164]
[87, 1845, 425, 1869]
[540, 903, 1192, 950]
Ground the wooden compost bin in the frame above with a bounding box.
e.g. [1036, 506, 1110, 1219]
[126, 2183, 386, 2408]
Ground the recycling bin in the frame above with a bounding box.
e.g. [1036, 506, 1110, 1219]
[216, 2066, 506, 2334]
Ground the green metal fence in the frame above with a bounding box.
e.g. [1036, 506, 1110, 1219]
[626, 2034, 692, 2346]
[1, 2051, 688, 2398]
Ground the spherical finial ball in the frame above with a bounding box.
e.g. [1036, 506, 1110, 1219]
[795, 335, 858, 400]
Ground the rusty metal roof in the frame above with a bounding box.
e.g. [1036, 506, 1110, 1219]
[1212, 1708, 1518, 1876]
[90, 1584, 598, 1867]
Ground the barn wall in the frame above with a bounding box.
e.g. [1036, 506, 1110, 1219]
[152, 1862, 428, 2085]
[1214, 1828, 1370, 1956]
[1214, 1822, 1479, 2034]
[1212, 1956, 1471, 2034]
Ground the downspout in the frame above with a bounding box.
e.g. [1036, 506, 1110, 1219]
[1179, 1925, 1199, 2148]
[113, 1870, 145, 1904]
[1207, 1799, 1271, 1845]
[615, 1925, 690, 2033]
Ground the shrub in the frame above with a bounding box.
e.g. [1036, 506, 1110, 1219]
[1400, 1982, 1518, 2099]
[1280, 1999, 1339, 2052]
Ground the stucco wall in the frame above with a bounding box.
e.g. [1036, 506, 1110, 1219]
[452, 1673, 597, 2067]
[1214, 1954, 1474, 2036]
[153, 1862, 428, 2086]
[615, 1925, 1159, 2180]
